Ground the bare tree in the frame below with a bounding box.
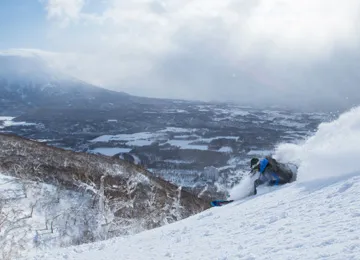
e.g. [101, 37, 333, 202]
[0, 189, 36, 260]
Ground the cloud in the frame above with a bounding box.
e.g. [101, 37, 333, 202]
[39, 0, 360, 111]
[43, 0, 85, 26]
[236, 0, 360, 58]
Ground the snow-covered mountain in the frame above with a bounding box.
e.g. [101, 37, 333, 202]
[0, 51, 133, 114]
[23, 106, 360, 260]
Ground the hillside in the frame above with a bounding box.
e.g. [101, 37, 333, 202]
[24, 106, 360, 260]
[0, 134, 209, 259]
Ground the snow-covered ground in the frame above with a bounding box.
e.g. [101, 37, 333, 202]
[24, 106, 360, 259]
[89, 147, 133, 156]
[163, 139, 209, 151]
[247, 149, 273, 156]
[90, 128, 239, 154]
[218, 146, 233, 153]
[0, 116, 37, 129]
[90, 132, 165, 143]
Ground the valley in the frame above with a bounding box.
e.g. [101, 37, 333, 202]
[0, 102, 333, 200]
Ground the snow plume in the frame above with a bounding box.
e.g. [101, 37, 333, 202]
[274, 106, 360, 182]
[228, 171, 258, 201]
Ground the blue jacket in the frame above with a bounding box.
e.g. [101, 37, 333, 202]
[258, 158, 281, 185]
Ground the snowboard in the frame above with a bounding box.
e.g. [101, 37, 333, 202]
[210, 200, 234, 207]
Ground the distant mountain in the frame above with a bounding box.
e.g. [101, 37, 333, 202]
[0, 51, 138, 115]
[0, 133, 209, 258]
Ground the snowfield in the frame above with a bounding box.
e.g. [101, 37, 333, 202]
[24, 106, 360, 260]
[89, 129, 240, 154]
[0, 116, 37, 129]
[89, 147, 132, 156]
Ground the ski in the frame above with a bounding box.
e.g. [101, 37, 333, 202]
[210, 200, 234, 207]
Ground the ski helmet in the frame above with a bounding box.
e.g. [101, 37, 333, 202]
[250, 158, 260, 169]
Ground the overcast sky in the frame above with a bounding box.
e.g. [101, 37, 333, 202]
[1, 0, 360, 111]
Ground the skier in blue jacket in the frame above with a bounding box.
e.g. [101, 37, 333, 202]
[250, 156, 295, 194]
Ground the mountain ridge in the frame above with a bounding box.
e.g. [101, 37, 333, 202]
[0, 53, 140, 115]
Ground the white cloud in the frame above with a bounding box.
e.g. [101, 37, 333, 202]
[43, 0, 85, 26]
[238, 0, 360, 58]
[39, 0, 360, 110]
[42, 0, 360, 58]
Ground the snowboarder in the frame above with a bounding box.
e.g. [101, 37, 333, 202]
[250, 156, 296, 194]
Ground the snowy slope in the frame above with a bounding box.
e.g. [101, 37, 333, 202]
[24, 106, 360, 260]
[25, 177, 360, 260]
